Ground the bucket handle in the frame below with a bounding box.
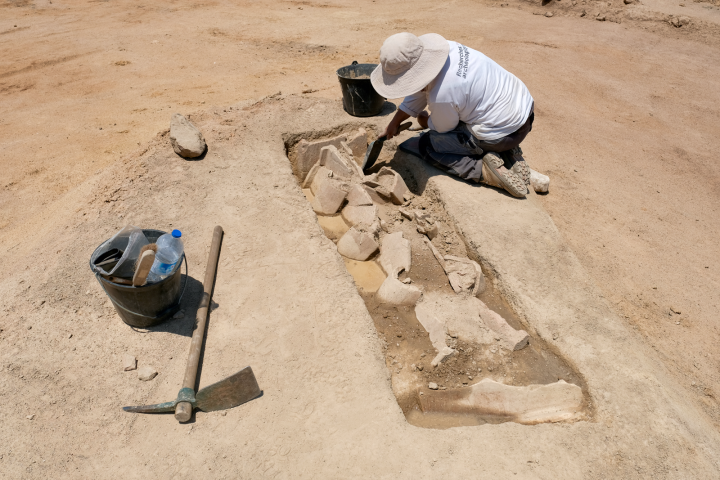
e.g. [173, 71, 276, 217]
[96, 255, 189, 322]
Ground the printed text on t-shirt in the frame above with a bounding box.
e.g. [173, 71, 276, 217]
[456, 44, 469, 79]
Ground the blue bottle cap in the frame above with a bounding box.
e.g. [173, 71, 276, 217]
[172, 229, 182, 238]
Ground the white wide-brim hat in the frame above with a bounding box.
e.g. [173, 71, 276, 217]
[371, 32, 450, 99]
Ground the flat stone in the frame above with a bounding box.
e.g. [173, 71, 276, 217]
[311, 176, 348, 215]
[428, 382, 439, 390]
[138, 365, 158, 381]
[319, 145, 354, 179]
[362, 173, 381, 188]
[346, 185, 373, 206]
[418, 379, 583, 424]
[417, 292, 496, 346]
[415, 301, 449, 351]
[346, 128, 367, 161]
[376, 276, 422, 306]
[295, 134, 347, 181]
[123, 354, 137, 371]
[170, 114, 206, 158]
[376, 167, 409, 205]
[379, 231, 411, 276]
[336, 227, 379, 261]
[530, 169, 550, 193]
[431, 346, 456, 367]
[475, 298, 529, 351]
[399, 207, 413, 220]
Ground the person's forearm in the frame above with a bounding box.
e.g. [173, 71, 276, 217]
[389, 109, 411, 131]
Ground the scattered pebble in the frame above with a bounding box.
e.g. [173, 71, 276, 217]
[123, 354, 137, 371]
[670, 306, 681, 314]
[26, 414, 35, 420]
[428, 382, 438, 390]
[545, 11, 554, 17]
[138, 365, 158, 381]
[27, 326, 32, 330]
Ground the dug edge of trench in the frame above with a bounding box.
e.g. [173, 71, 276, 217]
[277, 97, 719, 448]
[285, 128, 593, 428]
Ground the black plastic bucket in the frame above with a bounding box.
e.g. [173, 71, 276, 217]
[336, 61, 385, 117]
[90, 229, 187, 328]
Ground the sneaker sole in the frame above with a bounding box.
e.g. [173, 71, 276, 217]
[483, 153, 527, 198]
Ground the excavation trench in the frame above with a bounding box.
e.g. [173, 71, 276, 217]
[286, 127, 590, 429]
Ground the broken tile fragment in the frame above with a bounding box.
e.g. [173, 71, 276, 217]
[379, 232, 411, 276]
[311, 176, 348, 215]
[337, 227, 379, 261]
[376, 167, 409, 205]
[346, 184, 373, 206]
[376, 276, 422, 306]
[346, 128, 367, 161]
[475, 298, 529, 351]
[341, 204, 378, 227]
[295, 134, 347, 181]
[419, 379, 583, 424]
[319, 145, 354, 179]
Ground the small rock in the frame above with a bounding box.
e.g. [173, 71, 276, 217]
[414, 210, 439, 239]
[596, 14, 606, 21]
[417, 364, 424, 371]
[670, 306, 681, 314]
[545, 11, 554, 17]
[402, 278, 412, 284]
[123, 354, 137, 371]
[399, 207, 414, 220]
[170, 114, 206, 158]
[529, 169, 550, 193]
[623, 0, 633, 4]
[428, 382, 439, 390]
[27, 414, 35, 420]
[468, 375, 473, 380]
[138, 365, 158, 381]
[411, 363, 417, 371]
[173, 310, 185, 319]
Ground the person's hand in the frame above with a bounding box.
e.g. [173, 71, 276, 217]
[380, 122, 400, 140]
[417, 111, 429, 129]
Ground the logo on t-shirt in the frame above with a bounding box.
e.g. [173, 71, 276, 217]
[456, 44, 470, 79]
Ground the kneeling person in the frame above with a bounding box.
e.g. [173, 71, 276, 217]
[371, 32, 534, 198]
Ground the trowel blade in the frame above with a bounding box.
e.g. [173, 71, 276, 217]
[195, 366, 261, 413]
[361, 137, 385, 172]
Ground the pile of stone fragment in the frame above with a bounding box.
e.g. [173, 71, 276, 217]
[296, 129, 531, 366]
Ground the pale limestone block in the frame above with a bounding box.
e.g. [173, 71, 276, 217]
[336, 227, 379, 261]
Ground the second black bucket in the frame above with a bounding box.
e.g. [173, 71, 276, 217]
[90, 229, 186, 328]
[337, 61, 385, 117]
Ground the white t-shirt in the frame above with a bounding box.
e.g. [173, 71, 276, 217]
[399, 41, 534, 141]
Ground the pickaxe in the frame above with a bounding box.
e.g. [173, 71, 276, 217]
[123, 226, 261, 422]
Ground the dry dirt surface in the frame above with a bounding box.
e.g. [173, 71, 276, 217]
[2, 0, 720, 478]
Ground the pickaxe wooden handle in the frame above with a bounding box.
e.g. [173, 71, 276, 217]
[175, 225, 224, 422]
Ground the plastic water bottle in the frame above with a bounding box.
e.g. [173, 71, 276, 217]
[148, 229, 184, 282]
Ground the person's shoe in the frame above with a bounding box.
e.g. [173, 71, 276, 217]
[508, 147, 531, 186]
[481, 153, 528, 198]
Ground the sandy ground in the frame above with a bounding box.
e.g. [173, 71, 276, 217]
[2, 0, 720, 477]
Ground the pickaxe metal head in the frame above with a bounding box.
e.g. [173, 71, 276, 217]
[123, 366, 261, 415]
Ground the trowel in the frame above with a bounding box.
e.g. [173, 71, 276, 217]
[123, 226, 261, 421]
[361, 122, 412, 172]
